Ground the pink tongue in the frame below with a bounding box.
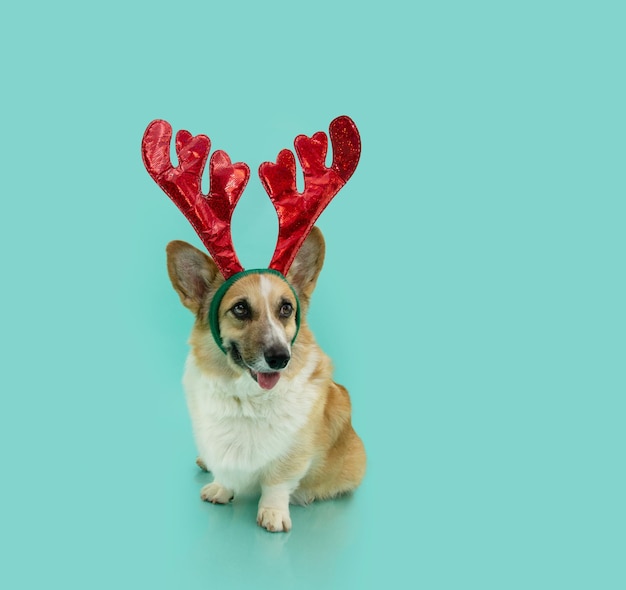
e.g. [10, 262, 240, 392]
[257, 372, 281, 390]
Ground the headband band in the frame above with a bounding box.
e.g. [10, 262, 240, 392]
[208, 269, 301, 354]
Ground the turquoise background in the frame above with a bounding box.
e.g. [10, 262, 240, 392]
[1, 1, 624, 588]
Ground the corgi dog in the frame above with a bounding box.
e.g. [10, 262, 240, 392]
[166, 226, 366, 532]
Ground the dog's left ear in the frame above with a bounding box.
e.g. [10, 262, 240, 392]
[287, 226, 325, 302]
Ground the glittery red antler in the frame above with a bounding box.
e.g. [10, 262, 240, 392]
[141, 119, 249, 279]
[259, 116, 361, 275]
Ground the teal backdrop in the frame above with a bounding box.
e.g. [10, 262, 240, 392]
[1, 1, 624, 589]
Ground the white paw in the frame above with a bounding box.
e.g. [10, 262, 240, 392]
[200, 482, 233, 504]
[257, 507, 292, 533]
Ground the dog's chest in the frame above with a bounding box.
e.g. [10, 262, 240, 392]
[183, 357, 318, 475]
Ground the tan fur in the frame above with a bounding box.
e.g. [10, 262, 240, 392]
[166, 227, 366, 532]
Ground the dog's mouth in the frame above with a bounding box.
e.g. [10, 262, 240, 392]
[249, 370, 281, 390]
[230, 343, 282, 391]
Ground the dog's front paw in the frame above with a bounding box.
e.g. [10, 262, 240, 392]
[200, 482, 233, 504]
[257, 507, 292, 533]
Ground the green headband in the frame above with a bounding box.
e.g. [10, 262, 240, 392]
[208, 269, 301, 354]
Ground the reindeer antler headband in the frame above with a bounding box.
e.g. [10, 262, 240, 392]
[141, 116, 361, 351]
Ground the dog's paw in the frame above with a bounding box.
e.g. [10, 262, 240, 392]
[290, 489, 315, 506]
[196, 457, 209, 472]
[257, 507, 292, 533]
[200, 482, 233, 504]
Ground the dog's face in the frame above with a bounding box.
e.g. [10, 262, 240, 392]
[217, 272, 298, 389]
[166, 227, 325, 391]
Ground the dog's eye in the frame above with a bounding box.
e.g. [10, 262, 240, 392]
[279, 302, 293, 318]
[231, 302, 250, 319]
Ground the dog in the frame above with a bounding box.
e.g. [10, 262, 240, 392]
[166, 226, 366, 532]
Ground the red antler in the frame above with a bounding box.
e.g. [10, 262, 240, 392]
[258, 116, 361, 275]
[141, 119, 250, 279]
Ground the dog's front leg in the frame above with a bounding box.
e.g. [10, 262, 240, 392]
[200, 481, 234, 504]
[257, 482, 297, 533]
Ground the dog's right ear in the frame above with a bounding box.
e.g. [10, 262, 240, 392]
[286, 226, 326, 304]
[166, 241, 222, 314]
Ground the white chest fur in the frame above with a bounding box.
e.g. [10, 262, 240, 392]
[182, 352, 320, 493]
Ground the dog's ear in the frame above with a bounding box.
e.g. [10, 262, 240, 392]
[287, 226, 325, 302]
[166, 241, 222, 314]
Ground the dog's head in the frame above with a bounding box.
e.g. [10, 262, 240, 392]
[166, 227, 325, 390]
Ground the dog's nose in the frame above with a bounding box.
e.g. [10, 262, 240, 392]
[264, 349, 290, 370]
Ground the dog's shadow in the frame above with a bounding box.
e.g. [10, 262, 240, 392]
[192, 466, 362, 582]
